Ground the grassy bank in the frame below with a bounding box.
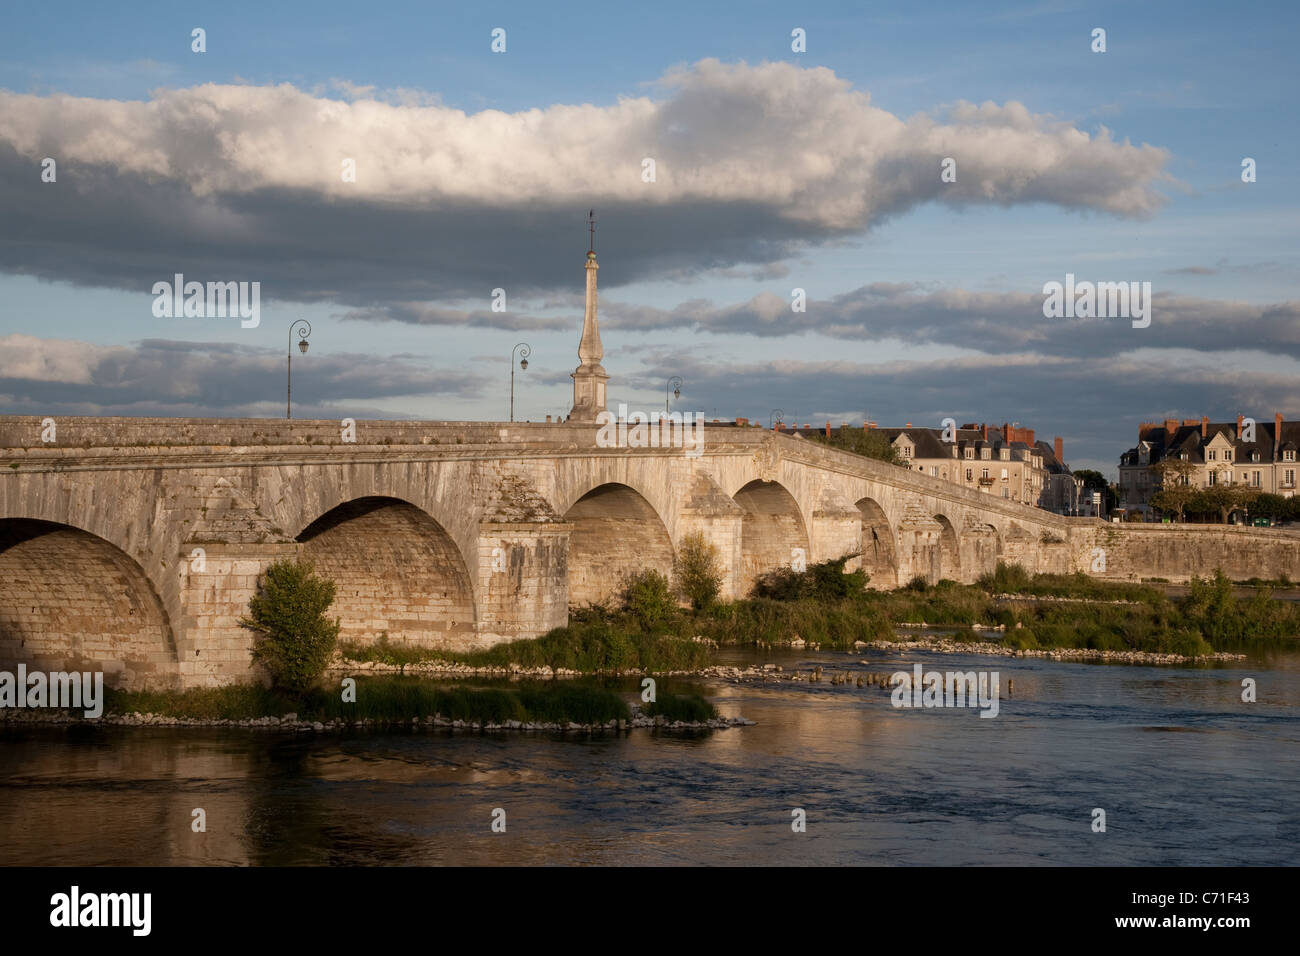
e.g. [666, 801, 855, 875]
[337, 562, 1300, 671]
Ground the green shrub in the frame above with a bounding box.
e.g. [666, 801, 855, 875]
[622, 569, 678, 630]
[644, 692, 717, 722]
[752, 554, 866, 601]
[1003, 629, 1040, 650]
[976, 562, 1031, 593]
[675, 531, 724, 610]
[241, 559, 340, 694]
[517, 682, 629, 724]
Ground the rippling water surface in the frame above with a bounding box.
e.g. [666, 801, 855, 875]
[2, 645, 1297, 865]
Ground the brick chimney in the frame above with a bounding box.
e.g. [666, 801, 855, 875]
[1276, 412, 1284, 456]
[1200, 416, 1208, 438]
[981, 423, 988, 441]
[736, 417, 748, 427]
[1164, 419, 1179, 441]
[1054, 436, 1064, 463]
[1235, 414, 1243, 439]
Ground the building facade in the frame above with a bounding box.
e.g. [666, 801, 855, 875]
[869, 422, 1077, 512]
[1119, 414, 1299, 515]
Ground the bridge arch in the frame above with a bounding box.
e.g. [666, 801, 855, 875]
[933, 513, 961, 582]
[563, 482, 675, 609]
[0, 518, 179, 689]
[734, 479, 811, 594]
[295, 496, 476, 648]
[855, 496, 898, 587]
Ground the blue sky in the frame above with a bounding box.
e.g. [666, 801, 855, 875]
[1, 0, 1297, 474]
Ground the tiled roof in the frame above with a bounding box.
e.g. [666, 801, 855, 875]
[1124, 420, 1299, 466]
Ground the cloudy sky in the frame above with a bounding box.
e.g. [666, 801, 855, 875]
[1, 0, 1296, 475]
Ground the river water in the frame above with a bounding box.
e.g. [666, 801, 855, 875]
[2, 643, 1297, 866]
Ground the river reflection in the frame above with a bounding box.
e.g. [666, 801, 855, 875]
[2, 646, 1297, 865]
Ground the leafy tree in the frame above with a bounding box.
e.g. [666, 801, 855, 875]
[810, 426, 904, 466]
[1072, 468, 1118, 513]
[1150, 459, 1199, 521]
[674, 531, 724, 610]
[1151, 485, 1196, 522]
[621, 569, 677, 630]
[1250, 493, 1299, 521]
[242, 559, 341, 694]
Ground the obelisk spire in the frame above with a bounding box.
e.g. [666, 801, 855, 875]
[569, 210, 609, 422]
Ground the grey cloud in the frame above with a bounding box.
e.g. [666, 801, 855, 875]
[0, 335, 486, 417]
[611, 349, 1300, 471]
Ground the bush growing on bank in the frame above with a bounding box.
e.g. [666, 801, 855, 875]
[241, 559, 340, 694]
[644, 692, 717, 722]
[976, 562, 1163, 603]
[622, 569, 679, 630]
[752, 554, 866, 601]
[697, 595, 893, 649]
[1181, 571, 1300, 646]
[675, 531, 724, 610]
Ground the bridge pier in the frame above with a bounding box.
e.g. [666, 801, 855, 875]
[897, 508, 944, 585]
[676, 475, 746, 600]
[810, 489, 861, 571]
[474, 521, 570, 646]
[178, 541, 299, 688]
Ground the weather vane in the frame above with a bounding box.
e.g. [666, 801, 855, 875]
[587, 208, 596, 252]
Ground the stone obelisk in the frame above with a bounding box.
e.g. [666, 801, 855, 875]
[569, 211, 609, 422]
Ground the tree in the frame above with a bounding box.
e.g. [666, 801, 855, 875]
[1150, 459, 1199, 521]
[674, 531, 724, 610]
[811, 426, 904, 466]
[621, 569, 677, 629]
[1072, 469, 1118, 514]
[241, 559, 341, 694]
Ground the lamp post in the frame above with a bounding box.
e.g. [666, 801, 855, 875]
[770, 409, 784, 430]
[287, 320, 311, 420]
[510, 343, 531, 422]
[666, 376, 682, 415]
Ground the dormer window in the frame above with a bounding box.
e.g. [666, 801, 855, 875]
[1286, 451, 1296, 462]
[1000, 448, 1010, 461]
[965, 448, 974, 459]
[981, 448, 991, 460]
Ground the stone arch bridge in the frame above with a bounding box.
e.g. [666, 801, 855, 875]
[2, 416, 1295, 689]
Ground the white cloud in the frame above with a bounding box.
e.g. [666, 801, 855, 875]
[0, 59, 1169, 223]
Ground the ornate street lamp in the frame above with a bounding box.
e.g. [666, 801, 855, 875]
[770, 409, 785, 430]
[666, 376, 683, 415]
[510, 343, 531, 422]
[287, 320, 311, 420]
